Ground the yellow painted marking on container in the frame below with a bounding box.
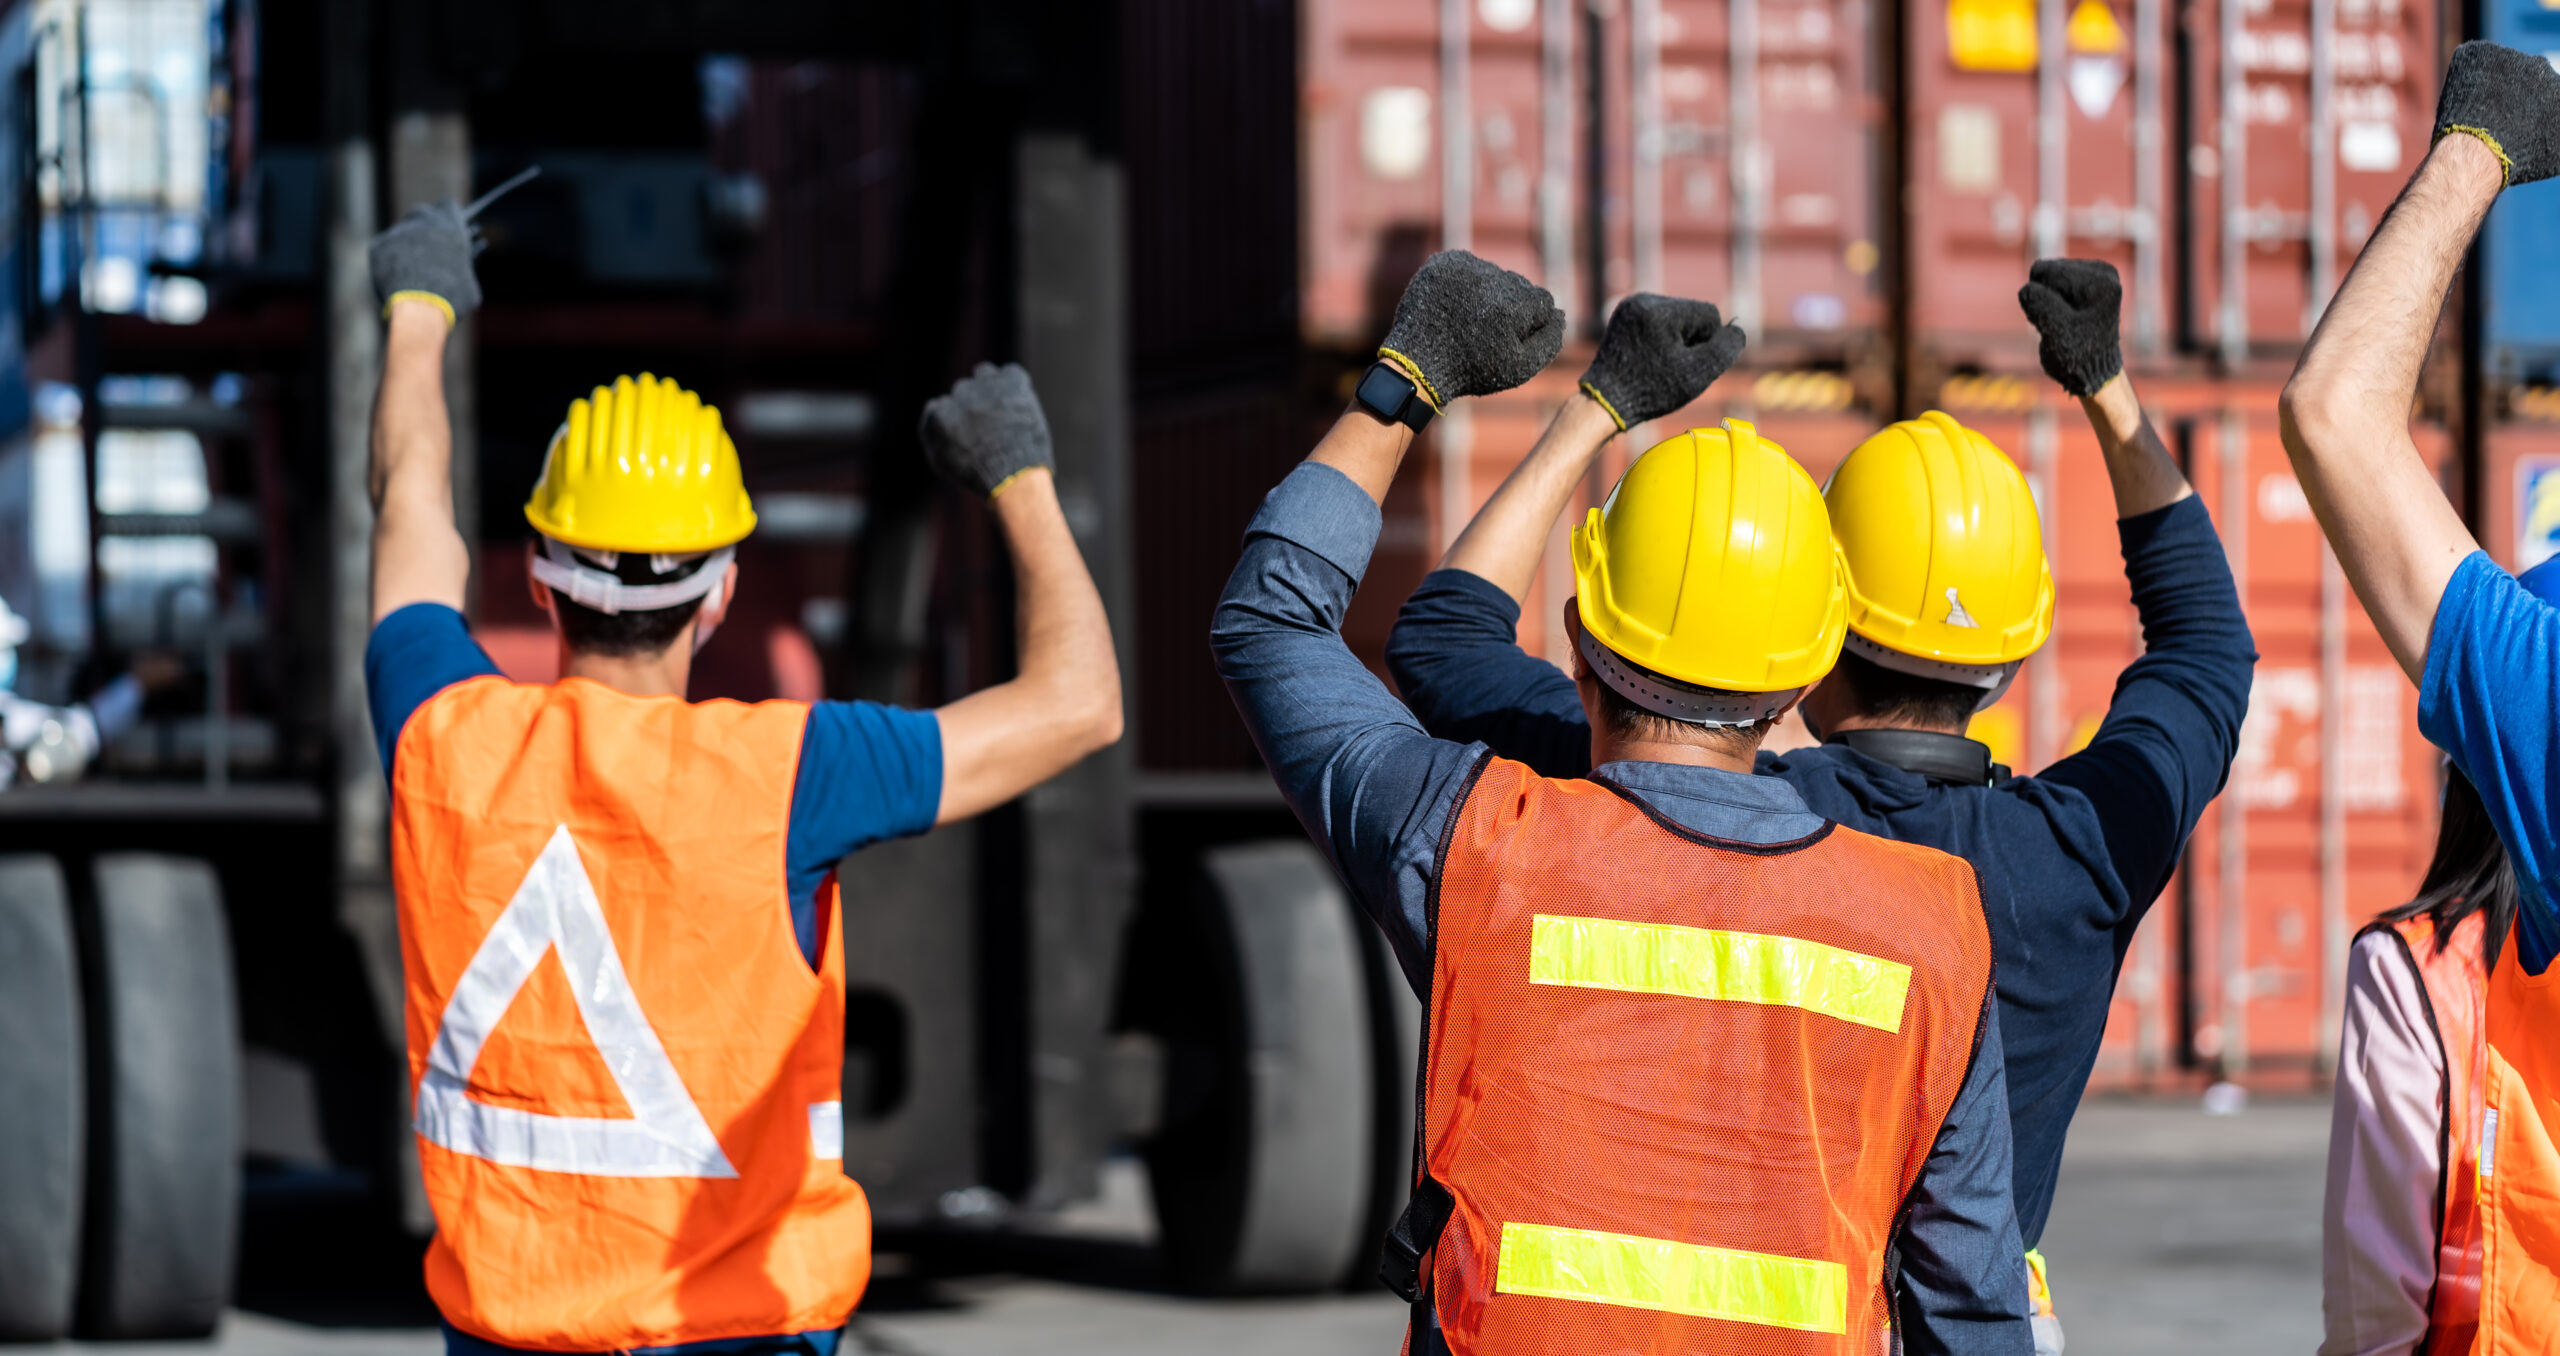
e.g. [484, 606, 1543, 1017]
[1528, 914, 1912, 1033]
[1495, 1221, 1850, 1335]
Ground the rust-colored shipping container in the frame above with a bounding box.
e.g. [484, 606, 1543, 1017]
[2179, 0, 2443, 360]
[2479, 411, 2560, 575]
[1300, 0, 1884, 358]
[1905, 0, 2176, 378]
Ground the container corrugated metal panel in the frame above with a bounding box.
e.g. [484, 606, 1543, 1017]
[2180, 0, 2441, 359]
[1906, 0, 2175, 376]
[1300, 0, 1882, 356]
[1125, 0, 1301, 383]
[2480, 1, 2560, 382]
[707, 62, 920, 325]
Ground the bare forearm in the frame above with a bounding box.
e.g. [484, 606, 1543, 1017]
[371, 301, 453, 509]
[1439, 393, 1617, 602]
[368, 299, 469, 622]
[1308, 407, 1419, 505]
[2081, 375, 2190, 517]
[2282, 134, 2499, 678]
[933, 471, 1123, 824]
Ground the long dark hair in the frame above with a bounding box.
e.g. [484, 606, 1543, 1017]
[2376, 768, 2518, 971]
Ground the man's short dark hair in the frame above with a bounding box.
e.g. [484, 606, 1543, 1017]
[1589, 671, 1775, 757]
[547, 551, 710, 658]
[1830, 648, 1983, 731]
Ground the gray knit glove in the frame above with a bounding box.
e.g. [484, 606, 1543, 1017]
[2435, 41, 2560, 186]
[920, 362, 1055, 498]
[368, 201, 483, 322]
[2017, 259, 2124, 397]
[1379, 251, 1566, 407]
[1577, 295, 1747, 429]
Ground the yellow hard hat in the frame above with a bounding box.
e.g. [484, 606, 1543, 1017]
[523, 373, 757, 553]
[1571, 419, 1849, 724]
[1825, 410, 2053, 675]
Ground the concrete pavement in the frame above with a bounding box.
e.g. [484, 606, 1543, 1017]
[41, 1092, 2331, 1355]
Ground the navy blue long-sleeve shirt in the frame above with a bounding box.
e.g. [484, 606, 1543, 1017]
[1385, 493, 2255, 1248]
[1215, 460, 2031, 1355]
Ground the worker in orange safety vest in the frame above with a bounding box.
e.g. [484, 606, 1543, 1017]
[1212, 250, 2033, 1353]
[362, 199, 1121, 1355]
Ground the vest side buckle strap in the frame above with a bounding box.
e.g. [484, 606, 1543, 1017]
[1380, 1175, 1457, 1302]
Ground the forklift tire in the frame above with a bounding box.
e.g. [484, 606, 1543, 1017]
[76, 854, 239, 1339]
[1148, 841, 1375, 1293]
[0, 855, 81, 1339]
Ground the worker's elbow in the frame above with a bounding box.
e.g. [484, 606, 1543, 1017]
[2277, 374, 2344, 459]
[1066, 668, 1125, 756]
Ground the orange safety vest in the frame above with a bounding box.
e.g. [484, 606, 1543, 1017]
[392, 676, 871, 1351]
[1408, 758, 1994, 1354]
[2386, 909, 2560, 1356]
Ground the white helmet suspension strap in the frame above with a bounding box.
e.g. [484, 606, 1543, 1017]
[531, 538, 733, 617]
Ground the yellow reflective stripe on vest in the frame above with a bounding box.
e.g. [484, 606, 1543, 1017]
[1495, 1221, 1849, 1334]
[1527, 913, 1913, 1033]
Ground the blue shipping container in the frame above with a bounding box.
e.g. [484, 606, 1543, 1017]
[2485, 11, 2560, 383]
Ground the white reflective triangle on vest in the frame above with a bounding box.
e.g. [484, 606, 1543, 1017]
[413, 825, 738, 1178]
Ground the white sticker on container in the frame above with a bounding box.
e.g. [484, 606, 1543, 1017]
[2340, 121, 2403, 174]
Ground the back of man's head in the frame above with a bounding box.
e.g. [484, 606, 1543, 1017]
[543, 546, 718, 658]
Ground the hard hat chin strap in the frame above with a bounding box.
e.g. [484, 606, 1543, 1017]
[1576, 626, 1803, 729]
[1842, 632, 2023, 714]
[531, 538, 734, 617]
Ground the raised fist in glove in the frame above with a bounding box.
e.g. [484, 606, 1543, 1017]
[369, 202, 483, 324]
[1578, 295, 1747, 430]
[2435, 41, 2560, 187]
[2017, 258, 2124, 397]
[1379, 251, 1567, 408]
[920, 362, 1055, 498]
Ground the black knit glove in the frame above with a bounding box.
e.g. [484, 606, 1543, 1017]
[1379, 251, 1566, 408]
[920, 362, 1055, 498]
[2435, 41, 2560, 187]
[2016, 259, 2124, 397]
[368, 202, 483, 323]
[1577, 295, 1747, 430]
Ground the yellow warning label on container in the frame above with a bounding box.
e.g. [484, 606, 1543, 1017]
[2068, 0, 2127, 52]
[1948, 0, 2038, 71]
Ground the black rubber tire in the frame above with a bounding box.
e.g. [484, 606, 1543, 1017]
[1342, 909, 1423, 1291]
[0, 855, 81, 1339]
[1146, 841, 1375, 1293]
[76, 853, 239, 1339]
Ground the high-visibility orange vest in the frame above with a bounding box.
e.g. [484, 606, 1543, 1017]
[2379, 913, 2488, 1354]
[2384, 909, 2560, 1356]
[391, 676, 871, 1351]
[1414, 758, 1994, 1353]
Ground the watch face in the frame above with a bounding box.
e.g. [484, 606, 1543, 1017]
[1356, 362, 1415, 419]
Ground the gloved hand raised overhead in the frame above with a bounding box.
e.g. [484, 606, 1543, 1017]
[2017, 258, 2124, 397]
[1578, 294, 1748, 430]
[369, 202, 484, 324]
[1379, 251, 1567, 409]
[2434, 40, 2560, 186]
[919, 362, 1056, 498]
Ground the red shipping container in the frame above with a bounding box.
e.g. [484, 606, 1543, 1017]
[1907, 0, 2178, 377]
[1300, 0, 1883, 356]
[2479, 414, 2560, 574]
[2181, 0, 2443, 359]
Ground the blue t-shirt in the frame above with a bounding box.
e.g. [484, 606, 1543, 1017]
[2418, 552, 2560, 975]
[365, 603, 942, 970]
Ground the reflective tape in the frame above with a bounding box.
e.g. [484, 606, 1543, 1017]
[1495, 1221, 1849, 1335]
[1528, 914, 1912, 1032]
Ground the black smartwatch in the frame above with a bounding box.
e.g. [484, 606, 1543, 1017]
[1354, 360, 1436, 431]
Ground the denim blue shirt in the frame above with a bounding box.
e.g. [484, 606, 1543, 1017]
[1211, 461, 2032, 1356]
[1384, 494, 2255, 1249]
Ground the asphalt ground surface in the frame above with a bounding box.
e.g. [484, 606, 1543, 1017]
[40, 1093, 2330, 1355]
